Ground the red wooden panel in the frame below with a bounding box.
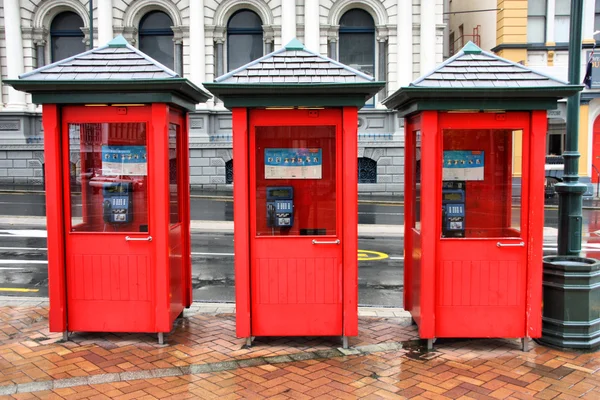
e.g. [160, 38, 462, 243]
[592, 116, 600, 183]
[410, 230, 422, 326]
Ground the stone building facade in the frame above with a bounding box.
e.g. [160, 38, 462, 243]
[0, 0, 447, 195]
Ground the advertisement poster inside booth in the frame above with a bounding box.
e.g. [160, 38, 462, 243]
[265, 148, 322, 179]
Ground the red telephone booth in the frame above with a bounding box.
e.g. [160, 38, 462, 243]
[205, 39, 384, 345]
[383, 42, 581, 350]
[7, 36, 211, 343]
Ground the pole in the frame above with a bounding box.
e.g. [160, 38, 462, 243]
[89, 0, 94, 49]
[555, 0, 587, 255]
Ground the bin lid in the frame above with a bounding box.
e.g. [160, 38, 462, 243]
[382, 41, 583, 116]
[203, 39, 385, 108]
[5, 35, 211, 111]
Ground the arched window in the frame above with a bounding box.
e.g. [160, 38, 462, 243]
[339, 9, 375, 77]
[358, 157, 377, 183]
[50, 12, 85, 63]
[227, 10, 263, 71]
[226, 160, 234, 184]
[139, 11, 174, 70]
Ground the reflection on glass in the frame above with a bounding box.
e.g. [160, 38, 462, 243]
[69, 123, 149, 233]
[440, 129, 521, 238]
[413, 130, 421, 231]
[169, 123, 180, 224]
[255, 126, 336, 236]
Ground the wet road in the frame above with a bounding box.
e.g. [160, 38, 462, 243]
[3, 191, 600, 307]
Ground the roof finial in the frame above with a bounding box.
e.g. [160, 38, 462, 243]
[108, 35, 129, 48]
[285, 38, 305, 51]
[462, 41, 482, 55]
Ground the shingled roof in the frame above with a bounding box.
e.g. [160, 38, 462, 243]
[383, 42, 582, 115]
[6, 36, 211, 110]
[204, 39, 385, 108]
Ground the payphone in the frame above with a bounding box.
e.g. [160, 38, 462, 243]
[441, 181, 465, 238]
[102, 181, 133, 224]
[266, 186, 294, 228]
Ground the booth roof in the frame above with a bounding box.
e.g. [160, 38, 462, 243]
[5, 35, 211, 110]
[382, 41, 583, 116]
[203, 39, 385, 108]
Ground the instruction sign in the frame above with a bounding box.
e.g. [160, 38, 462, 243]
[443, 150, 484, 181]
[265, 148, 322, 179]
[102, 145, 148, 176]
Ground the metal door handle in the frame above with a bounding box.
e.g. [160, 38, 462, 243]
[496, 241, 524, 247]
[125, 236, 152, 242]
[312, 239, 340, 245]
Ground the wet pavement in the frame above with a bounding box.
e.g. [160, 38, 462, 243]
[0, 298, 598, 399]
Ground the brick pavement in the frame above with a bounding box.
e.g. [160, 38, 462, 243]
[0, 299, 598, 399]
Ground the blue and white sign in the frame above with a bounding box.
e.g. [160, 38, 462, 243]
[265, 148, 322, 179]
[102, 145, 147, 176]
[443, 150, 484, 181]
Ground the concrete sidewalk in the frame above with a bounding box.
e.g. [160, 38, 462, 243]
[0, 297, 598, 399]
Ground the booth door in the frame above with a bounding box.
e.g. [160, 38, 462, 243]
[62, 106, 155, 332]
[436, 115, 530, 338]
[249, 109, 343, 336]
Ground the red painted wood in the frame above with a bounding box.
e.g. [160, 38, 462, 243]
[232, 108, 251, 338]
[527, 110, 547, 338]
[418, 111, 439, 339]
[179, 111, 193, 308]
[248, 109, 344, 336]
[593, 116, 600, 183]
[342, 106, 358, 336]
[43, 104, 67, 332]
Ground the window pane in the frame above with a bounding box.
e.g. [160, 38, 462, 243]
[140, 11, 173, 30]
[441, 129, 521, 239]
[51, 11, 84, 31]
[69, 123, 149, 233]
[555, 0, 571, 15]
[340, 9, 374, 28]
[255, 126, 336, 236]
[413, 130, 421, 231]
[140, 35, 174, 70]
[527, 17, 546, 42]
[528, 0, 547, 15]
[595, 13, 600, 31]
[555, 16, 570, 42]
[228, 10, 262, 29]
[228, 34, 263, 71]
[52, 36, 86, 62]
[169, 123, 180, 224]
[339, 32, 375, 76]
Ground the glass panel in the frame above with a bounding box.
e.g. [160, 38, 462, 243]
[413, 130, 421, 231]
[51, 11, 84, 31]
[228, 10, 262, 29]
[527, 17, 546, 43]
[554, 16, 570, 42]
[255, 126, 336, 236]
[140, 11, 173, 30]
[528, 0, 547, 15]
[440, 129, 522, 239]
[596, 0, 600, 13]
[52, 36, 86, 62]
[140, 35, 174, 70]
[169, 123, 180, 224]
[339, 32, 375, 77]
[340, 9, 374, 28]
[69, 123, 149, 233]
[595, 13, 600, 31]
[227, 34, 263, 71]
[555, 0, 571, 15]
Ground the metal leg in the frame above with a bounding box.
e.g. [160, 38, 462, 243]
[342, 336, 349, 349]
[522, 337, 529, 352]
[426, 339, 433, 350]
[245, 337, 252, 347]
[62, 331, 68, 341]
[158, 332, 164, 345]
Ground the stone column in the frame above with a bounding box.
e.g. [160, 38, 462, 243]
[215, 38, 225, 77]
[281, 0, 297, 45]
[98, 0, 114, 45]
[377, 32, 388, 98]
[397, 0, 413, 89]
[419, 0, 436, 75]
[189, 0, 205, 86]
[304, 0, 320, 52]
[4, 0, 26, 110]
[327, 27, 338, 60]
[174, 39, 184, 75]
[35, 40, 46, 68]
[264, 26, 275, 54]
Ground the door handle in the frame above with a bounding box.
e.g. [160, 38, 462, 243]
[312, 239, 340, 245]
[125, 236, 152, 242]
[496, 241, 524, 247]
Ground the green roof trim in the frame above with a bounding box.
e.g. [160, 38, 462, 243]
[108, 35, 128, 47]
[462, 41, 482, 54]
[285, 38, 305, 50]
